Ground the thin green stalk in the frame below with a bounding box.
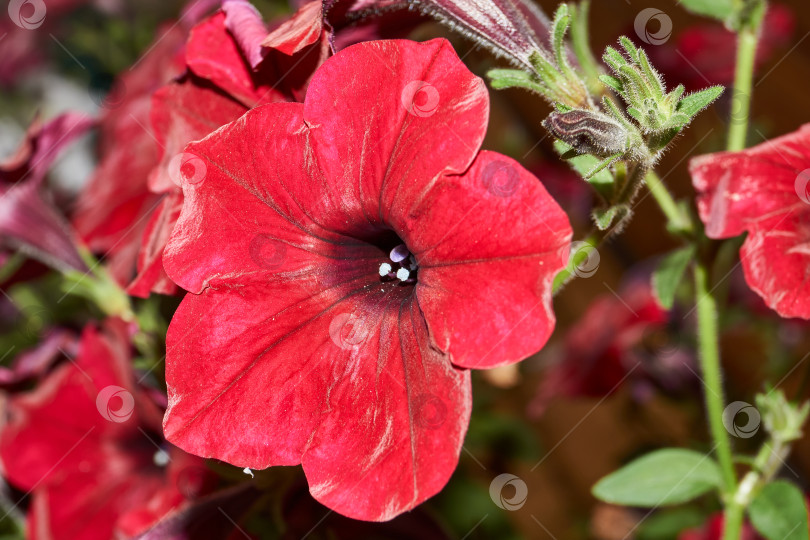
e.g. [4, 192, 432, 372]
[694, 261, 740, 540]
[645, 171, 691, 233]
[727, 28, 759, 152]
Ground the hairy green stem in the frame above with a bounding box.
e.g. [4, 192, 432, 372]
[727, 28, 759, 151]
[694, 262, 739, 539]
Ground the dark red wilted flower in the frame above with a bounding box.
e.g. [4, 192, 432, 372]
[127, 1, 328, 297]
[161, 38, 571, 520]
[529, 280, 695, 417]
[690, 124, 810, 320]
[0, 320, 212, 540]
[0, 113, 93, 273]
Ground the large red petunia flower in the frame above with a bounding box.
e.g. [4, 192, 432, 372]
[0, 320, 212, 540]
[161, 38, 572, 520]
[690, 124, 810, 320]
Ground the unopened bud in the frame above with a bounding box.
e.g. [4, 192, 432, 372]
[543, 110, 628, 157]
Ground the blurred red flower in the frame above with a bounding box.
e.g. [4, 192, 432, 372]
[529, 280, 695, 416]
[0, 320, 212, 540]
[71, 22, 189, 289]
[648, 4, 794, 91]
[161, 38, 571, 520]
[0, 113, 93, 273]
[690, 124, 810, 320]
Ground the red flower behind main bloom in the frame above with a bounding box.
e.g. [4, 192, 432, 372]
[690, 124, 810, 320]
[127, 1, 328, 297]
[0, 320, 212, 540]
[161, 38, 572, 520]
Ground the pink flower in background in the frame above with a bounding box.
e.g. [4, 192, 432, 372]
[161, 38, 571, 520]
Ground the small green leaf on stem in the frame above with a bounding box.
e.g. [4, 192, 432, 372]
[487, 69, 545, 94]
[592, 448, 724, 507]
[677, 86, 725, 118]
[748, 481, 810, 540]
[653, 245, 695, 309]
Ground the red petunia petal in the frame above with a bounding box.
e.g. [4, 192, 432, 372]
[186, 12, 286, 106]
[690, 124, 810, 319]
[261, 0, 323, 56]
[222, 0, 269, 69]
[303, 38, 489, 236]
[127, 192, 183, 298]
[148, 77, 249, 194]
[405, 151, 572, 368]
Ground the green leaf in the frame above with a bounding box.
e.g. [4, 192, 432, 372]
[593, 204, 631, 231]
[592, 449, 723, 507]
[553, 141, 614, 197]
[677, 86, 724, 118]
[749, 481, 810, 540]
[652, 246, 695, 309]
[637, 507, 707, 540]
[599, 74, 623, 93]
[551, 4, 570, 69]
[678, 0, 735, 21]
[487, 69, 548, 96]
